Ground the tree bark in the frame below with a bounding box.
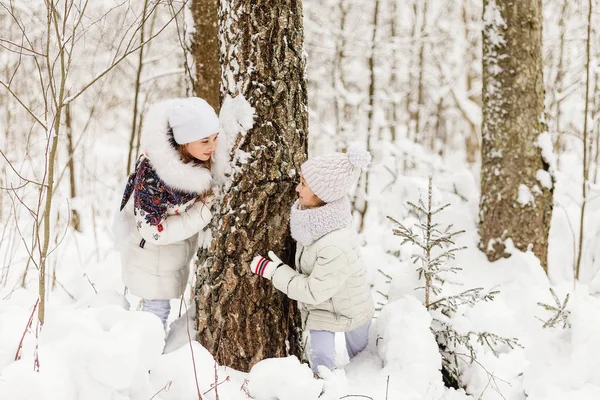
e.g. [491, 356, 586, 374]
[39, 1, 69, 326]
[65, 103, 80, 232]
[479, 0, 553, 272]
[191, 0, 221, 111]
[195, 0, 307, 372]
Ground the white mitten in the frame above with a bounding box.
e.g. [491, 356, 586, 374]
[194, 202, 212, 230]
[250, 251, 284, 280]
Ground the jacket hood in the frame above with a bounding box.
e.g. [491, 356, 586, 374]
[140, 98, 230, 194]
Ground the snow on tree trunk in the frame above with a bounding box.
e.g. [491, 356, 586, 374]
[479, 0, 554, 272]
[194, 0, 307, 372]
[190, 0, 220, 111]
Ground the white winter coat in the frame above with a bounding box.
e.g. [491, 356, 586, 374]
[117, 99, 229, 300]
[272, 221, 375, 332]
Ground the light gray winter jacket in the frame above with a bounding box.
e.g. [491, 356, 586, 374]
[118, 99, 229, 300]
[272, 223, 375, 332]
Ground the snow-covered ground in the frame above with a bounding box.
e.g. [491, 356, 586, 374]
[2, 143, 600, 400]
[3, 1, 600, 398]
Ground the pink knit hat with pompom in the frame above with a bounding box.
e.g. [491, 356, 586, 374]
[300, 146, 371, 203]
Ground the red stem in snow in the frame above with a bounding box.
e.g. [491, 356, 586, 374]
[203, 376, 230, 395]
[15, 299, 39, 361]
[183, 297, 203, 400]
[149, 381, 172, 400]
[240, 379, 253, 398]
[33, 319, 40, 372]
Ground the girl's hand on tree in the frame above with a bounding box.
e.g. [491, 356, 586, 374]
[191, 201, 212, 229]
[199, 193, 216, 206]
[250, 251, 283, 280]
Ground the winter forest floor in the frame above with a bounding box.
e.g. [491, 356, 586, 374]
[4, 0, 600, 398]
[2, 144, 600, 400]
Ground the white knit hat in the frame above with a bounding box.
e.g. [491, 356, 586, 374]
[301, 146, 371, 203]
[168, 97, 219, 144]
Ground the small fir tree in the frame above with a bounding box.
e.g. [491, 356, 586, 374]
[388, 177, 521, 389]
[537, 288, 571, 329]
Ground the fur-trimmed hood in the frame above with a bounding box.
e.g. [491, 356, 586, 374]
[140, 98, 230, 194]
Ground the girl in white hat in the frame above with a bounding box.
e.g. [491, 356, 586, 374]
[116, 97, 227, 328]
[250, 147, 375, 374]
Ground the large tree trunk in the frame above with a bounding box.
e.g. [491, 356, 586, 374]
[194, 0, 306, 372]
[479, 0, 553, 271]
[190, 0, 221, 111]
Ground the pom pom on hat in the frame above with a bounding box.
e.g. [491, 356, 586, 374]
[168, 97, 219, 144]
[300, 145, 371, 203]
[347, 146, 372, 169]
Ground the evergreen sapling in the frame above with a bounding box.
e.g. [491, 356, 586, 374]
[537, 288, 571, 329]
[388, 177, 521, 390]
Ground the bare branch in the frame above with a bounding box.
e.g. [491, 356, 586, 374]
[0, 38, 46, 57]
[0, 80, 47, 129]
[64, 1, 185, 105]
[7, 191, 38, 270]
[0, 149, 47, 188]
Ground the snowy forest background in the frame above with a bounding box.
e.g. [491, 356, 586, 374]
[2, 0, 600, 399]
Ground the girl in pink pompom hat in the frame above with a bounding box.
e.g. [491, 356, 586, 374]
[250, 146, 375, 374]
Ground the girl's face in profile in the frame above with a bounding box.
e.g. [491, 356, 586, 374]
[186, 133, 219, 161]
[296, 174, 324, 208]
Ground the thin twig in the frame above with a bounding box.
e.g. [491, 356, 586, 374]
[183, 296, 203, 400]
[377, 269, 393, 280]
[576, 0, 594, 280]
[240, 379, 253, 398]
[33, 319, 40, 372]
[203, 375, 230, 396]
[7, 192, 39, 271]
[14, 299, 39, 361]
[0, 38, 46, 56]
[149, 381, 172, 400]
[451, 351, 509, 400]
[386, 375, 389, 400]
[166, 0, 195, 86]
[64, 2, 185, 105]
[0, 150, 46, 188]
[213, 359, 220, 399]
[0, 75, 47, 131]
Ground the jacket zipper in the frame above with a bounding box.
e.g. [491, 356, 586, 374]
[297, 247, 305, 272]
[331, 298, 339, 320]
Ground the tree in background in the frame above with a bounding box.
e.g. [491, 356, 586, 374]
[194, 0, 307, 372]
[189, 0, 221, 111]
[479, 0, 554, 271]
